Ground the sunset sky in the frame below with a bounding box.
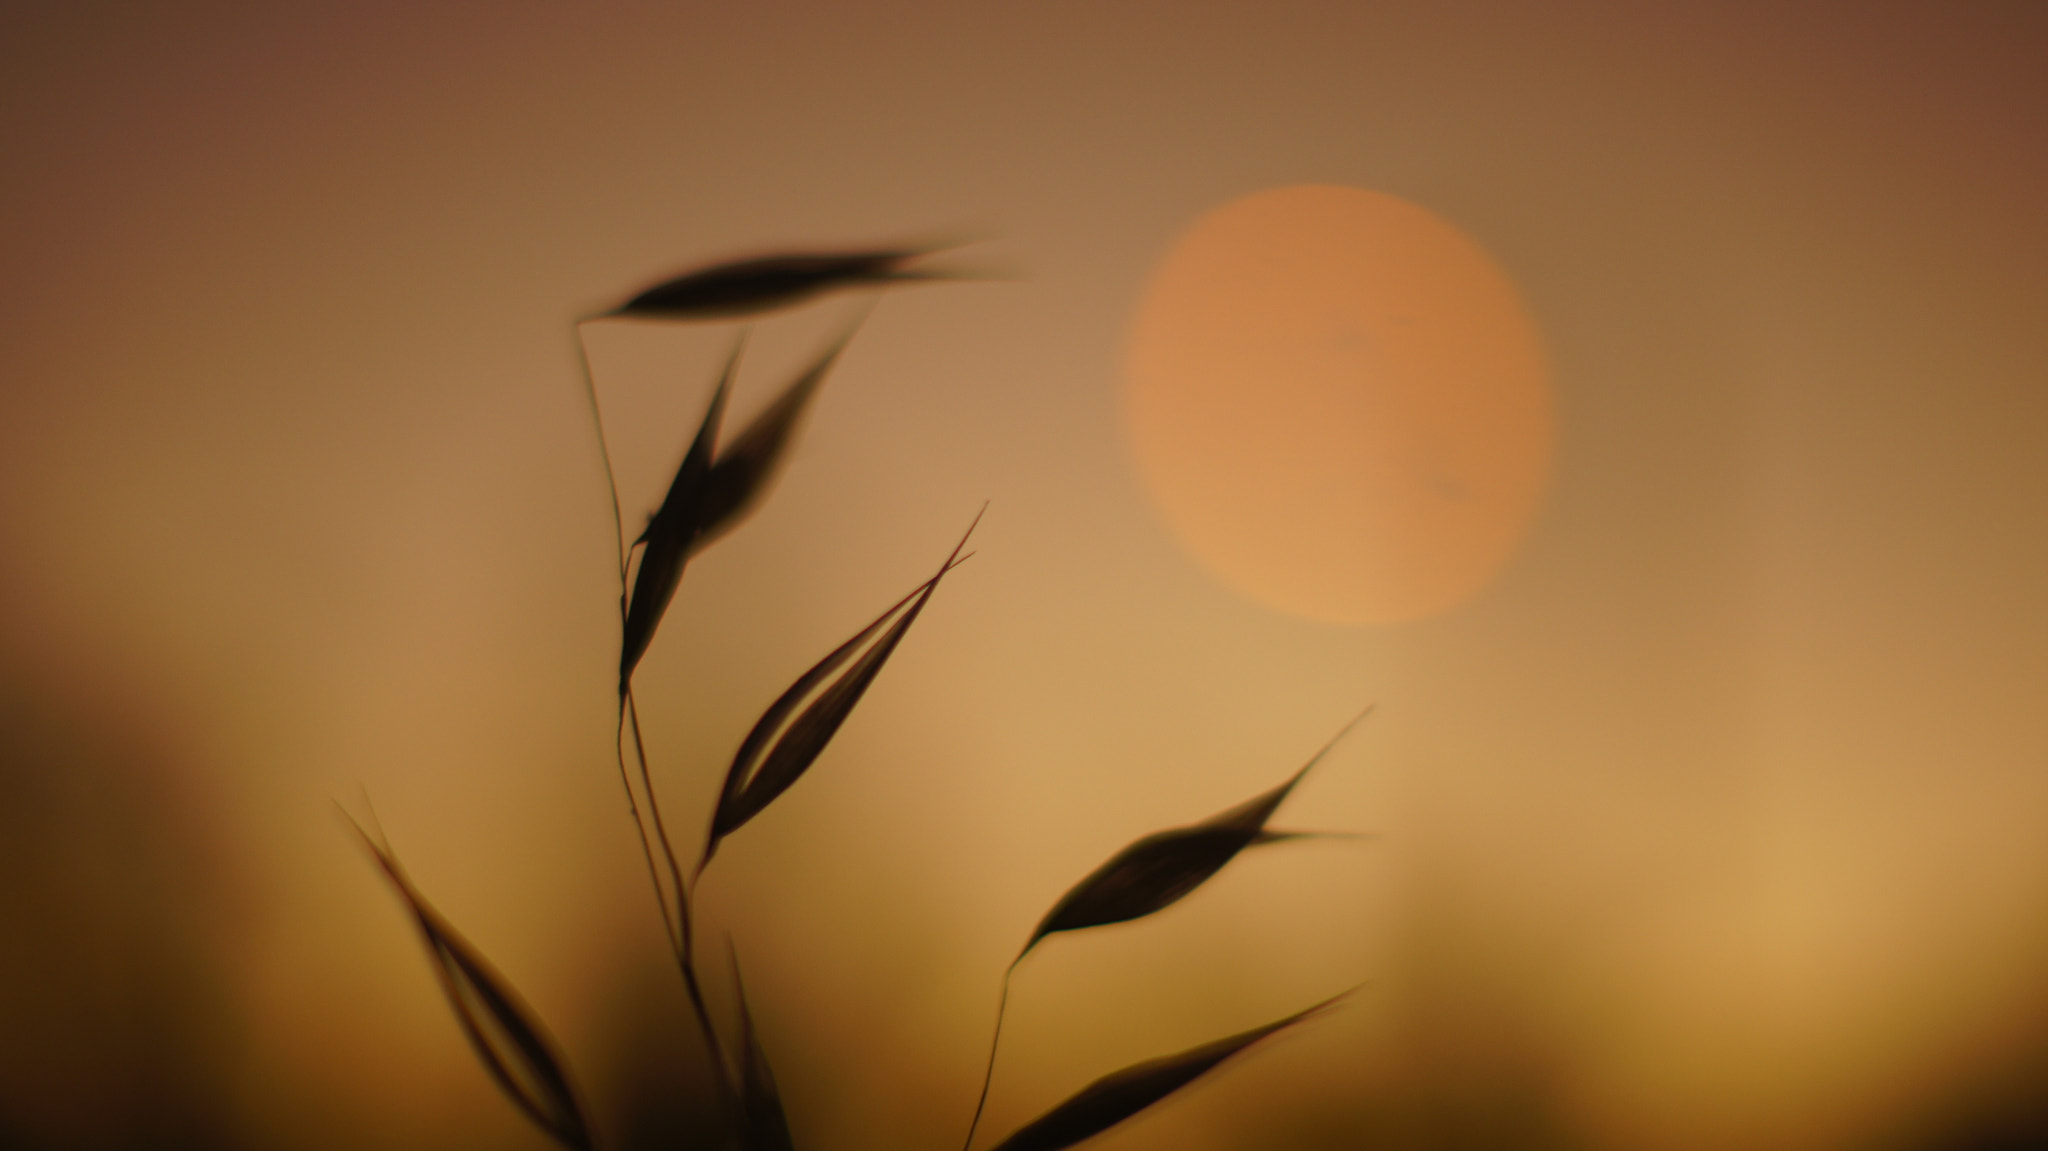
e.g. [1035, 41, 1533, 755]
[4, 4, 2047, 1151]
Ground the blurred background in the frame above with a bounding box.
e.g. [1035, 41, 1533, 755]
[4, 3, 2047, 1149]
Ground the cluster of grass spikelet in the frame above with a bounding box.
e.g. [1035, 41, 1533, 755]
[343, 240, 1369, 1151]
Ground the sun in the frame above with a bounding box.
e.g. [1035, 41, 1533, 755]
[1121, 184, 1554, 625]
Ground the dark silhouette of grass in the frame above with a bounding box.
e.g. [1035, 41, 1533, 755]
[960, 708, 1374, 1151]
[702, 515, 979, 874]
[344, 809, 594, 1151]
[982, 989, 1355, 1151]
[348, 240, 1372, 1151]
[1020, 706, 1374, 958]
[603, 241, 981, 320]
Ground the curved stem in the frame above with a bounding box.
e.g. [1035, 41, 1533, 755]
[572, 321, 628, 587]
[626, 693, 693, 965]
[588, 320, 683, 964]
[961, 956, 1021, 1151]
[615, 697, 682, 958]
[628, 692, 736, 1109]
[582, 318, 735, 1118]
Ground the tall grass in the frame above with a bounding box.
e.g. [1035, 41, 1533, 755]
[346, 242, 1370, 1151]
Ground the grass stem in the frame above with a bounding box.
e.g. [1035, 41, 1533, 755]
[613, 698, 683, 958]
[582, 317, 738, 1114]
[571, 321, 629, 588]
[626, 692, 739, 1114]
[961, 956, 1021, 1151]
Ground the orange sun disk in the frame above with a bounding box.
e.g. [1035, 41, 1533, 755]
[1122, 184, 1554, 625]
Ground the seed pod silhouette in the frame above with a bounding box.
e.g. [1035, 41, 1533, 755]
[346, 815, 594, 1151]
[1019, 707, 1372, 958]
[609, 242, 973, 321]
[986, 989, 1354, 1151]
[618, 339, 738, 694]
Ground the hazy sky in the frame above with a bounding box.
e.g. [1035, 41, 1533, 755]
[4, 5, 2047, 1151]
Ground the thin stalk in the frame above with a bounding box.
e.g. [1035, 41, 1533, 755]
[580, 318, 679, 948]
[961, 955, 1022, 1151]
[582, 321, 683, 963]
[627, 690, 739, 1112]
[572, 320, 629, 588]
[580, 317, 737, 1115]
[613, 697, 683, 959]
[627, 692, 691, 952]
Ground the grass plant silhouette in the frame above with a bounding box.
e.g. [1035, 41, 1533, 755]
[347, 241, 1371, 1151]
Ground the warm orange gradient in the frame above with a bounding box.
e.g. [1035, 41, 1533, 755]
[4, 6, 2048, 1151]
[1124, 185, 1552, 624]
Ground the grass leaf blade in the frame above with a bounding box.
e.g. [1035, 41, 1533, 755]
[608, 242, 965, 321]
[723, 576, 930, 825]
[346, 817, 594, 1151]
[1198, 705, 1373, 836]
[690, 314, 865, 557]
[701, 563, 953, 870]
[619, 339, 739, 694]
[986, 990, 1353, 1151]
[1022, 827, 1252, 955]
[1019, 708, 1371, 956]
[702, 510, 981, 862]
